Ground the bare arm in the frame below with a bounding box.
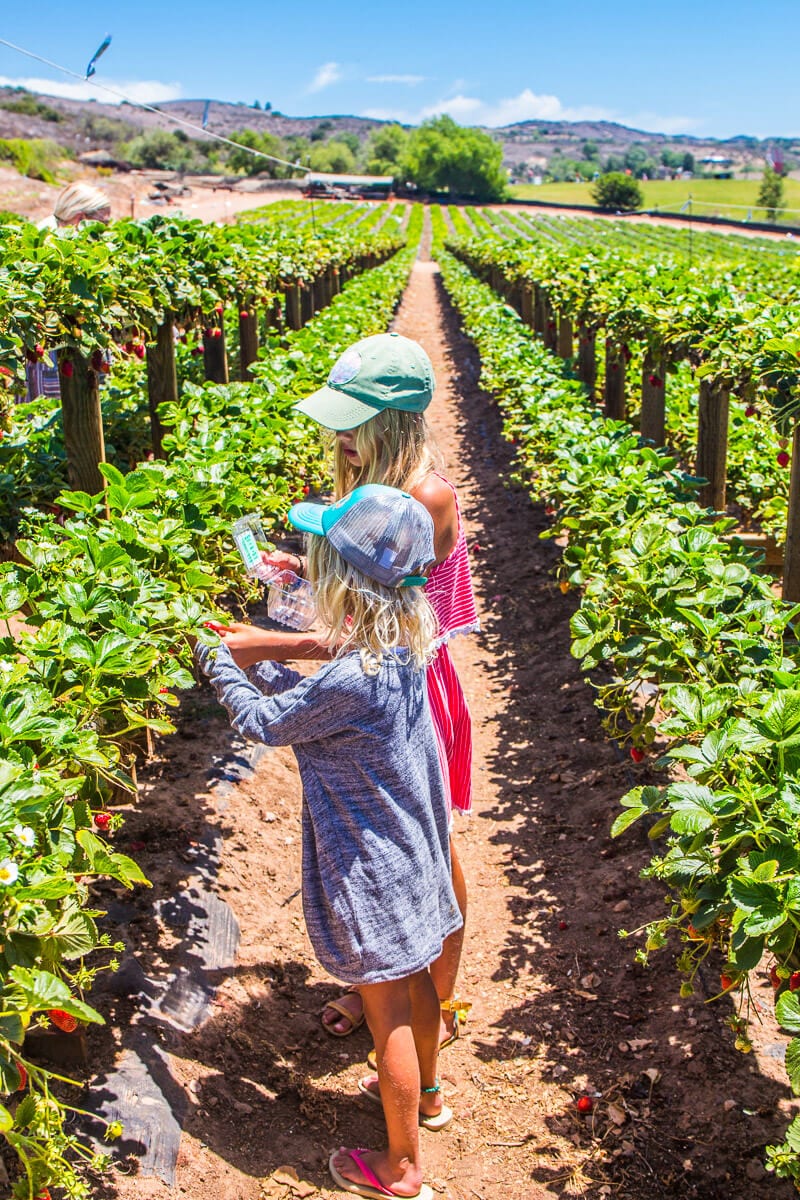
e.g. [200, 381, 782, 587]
[205, 621, 333, 668]
[410, 474, 459, 563]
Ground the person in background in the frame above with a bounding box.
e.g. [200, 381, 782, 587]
[29, 184, 112, 400]
[37, 182, 112, 231]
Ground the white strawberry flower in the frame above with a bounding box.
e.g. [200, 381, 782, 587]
[0, 860, 19, 886]
[12, 825, 35, 848]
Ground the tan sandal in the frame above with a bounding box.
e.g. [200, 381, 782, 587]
[366, 997, 471, 1068]
[322, 989, 365, 1038]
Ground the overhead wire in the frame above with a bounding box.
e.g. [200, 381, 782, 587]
[0, 35, 306, 174]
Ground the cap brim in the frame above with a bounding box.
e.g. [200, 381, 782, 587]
[294, 385, 382, 431]
[287, 501, 327, 535]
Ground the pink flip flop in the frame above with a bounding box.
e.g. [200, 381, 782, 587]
[328, 1148, 433, 1200]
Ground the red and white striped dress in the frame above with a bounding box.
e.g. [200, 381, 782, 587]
[423, 475, 479, 814]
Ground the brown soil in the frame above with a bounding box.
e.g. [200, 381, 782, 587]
[0, 165, 300, 224]
[63, 225, 797, 1200]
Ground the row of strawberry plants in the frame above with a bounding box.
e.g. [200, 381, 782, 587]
[436, 241, 800, 1184]
[0, 205, 405, 499]
[446, 223, 800, 599]
[0, 206, 422, 1198]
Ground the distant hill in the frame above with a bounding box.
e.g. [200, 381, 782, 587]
[0, 86, 794, 175]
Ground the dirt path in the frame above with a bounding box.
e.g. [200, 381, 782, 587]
[88, 230, 796, 1200]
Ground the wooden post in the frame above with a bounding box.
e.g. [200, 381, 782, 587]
[520, 285, 534, 327]
[557, 315, 573, 360]
[238, 303, 259, 382]
[543, 297, 558, 353]
[577, 324, 596, 395]
[783, 425, 800, 601]
[301, 281, 316, 325]
[696, 379, 730, 510]
[640, 350, 666, 447]
[329, 266, 340, 299]
[145, 319, 177, 458]
[286, 283, 302, 330]
[60, 351, 108, 507]
[203, 315, 229, 384]
[533, 285, 545, 337]
[604, 343, 626, 420]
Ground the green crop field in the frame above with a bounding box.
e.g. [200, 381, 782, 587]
[508, 176, 800, 223]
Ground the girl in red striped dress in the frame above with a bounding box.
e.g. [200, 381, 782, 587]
[218, 333, 478, 1057]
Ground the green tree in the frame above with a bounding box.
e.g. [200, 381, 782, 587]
[122, 129, 203, 171]
[226, 129, 288, 177]
[309, 140, 357, 174]
[365, 124, 409, 177]
[402, 115, 507, 201]
[757, 167, 785, 221]
[582, 139, 598, 160]
[591, 171, 643, 211]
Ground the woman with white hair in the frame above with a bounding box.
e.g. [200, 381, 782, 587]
[37, 182, 111, 231]
[29, 184, 112, 398]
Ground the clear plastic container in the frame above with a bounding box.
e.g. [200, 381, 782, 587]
[267, 571, 316, 631]
[232, 514, 282, 585]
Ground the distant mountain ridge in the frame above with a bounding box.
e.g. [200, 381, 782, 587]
[0, 87, 793, 172]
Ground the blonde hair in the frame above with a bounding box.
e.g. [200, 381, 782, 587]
[54, 184, 111, 226]
[307, 536, 436, 671]
[332, 409, 442, 499]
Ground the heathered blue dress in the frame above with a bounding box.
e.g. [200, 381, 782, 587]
[196, 642, 462, 985]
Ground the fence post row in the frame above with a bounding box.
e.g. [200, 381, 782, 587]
[696, 379, 730, 511]
[640, 350, 667, 447]
[145, 317, 177, 459]
[59, 351, 109, 514]
[604, 343, 627, 421]
[203, 314, 229, 384]
[238, 300, 259, 384]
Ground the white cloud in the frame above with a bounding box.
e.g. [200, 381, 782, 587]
[308, 62, 342, 93]
[361, 87, 698, 135]
[420, 88, 613, 126]
[0, 73, 182, 105]
[367, 74, 426, 86]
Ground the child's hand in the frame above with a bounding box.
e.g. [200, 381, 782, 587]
[208, 620, 274, 669]
[262, 550, 304, 575]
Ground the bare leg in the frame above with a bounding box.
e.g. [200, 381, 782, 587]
[332, 971, 439, 1196]
[324, 838, 467, 1041]
[429, 834, 467, 1039]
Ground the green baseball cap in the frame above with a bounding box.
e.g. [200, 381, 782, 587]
[294, 332, 435, 431]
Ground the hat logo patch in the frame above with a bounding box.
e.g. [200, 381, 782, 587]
[328, 348, 362, 386]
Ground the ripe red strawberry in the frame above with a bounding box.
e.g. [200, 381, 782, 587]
[134, 343, 146, 360]
[630, 747, 645, 763]
[191, 346, 203, 357]
[159, 687, 169, 694]
[94, 812, 112, 831]
[778, 451, 791, 468]
[576, 1096, 593, 1113]
[61, 359, 74, 377]
[15, 1063, 27, 1090]
[302, 485, 311, 495]
[471, 542, 482, 554]
[744, 405, 757, 418]
[790, 972, 800, 992]
[100, 360, 111, 374]
[215, 304, 224, 316]
[770, 965, 782, 989]
[720, 972, 736, 991]
[239, 310, 249, 320]
[212, 328, 222, 340]
[49, 1009, 78, 1033]
[34, 344, 44, 359]
[35, 1191, 51, 1200]
[558, 920, 569, 931]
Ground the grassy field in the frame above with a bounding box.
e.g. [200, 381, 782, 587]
[508, 177, 800, 223]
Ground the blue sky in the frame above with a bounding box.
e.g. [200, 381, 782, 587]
[0, 2, 797, 140]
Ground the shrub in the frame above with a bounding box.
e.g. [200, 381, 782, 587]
[591, 171, 643, 211]
[0, 138, 66, 183]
